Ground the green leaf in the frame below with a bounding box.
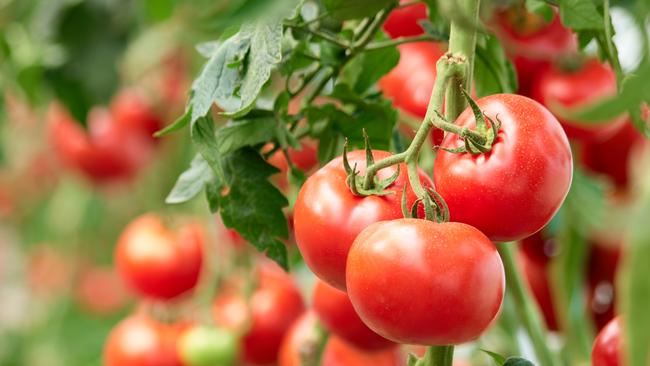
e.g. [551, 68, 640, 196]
[342, 36, 400, 93]
[503, 357, 535, 366]
[215, 115, 278, 154]
[166, 154, 215, 204]
[155, 107, 191, 137]
[482, 349, 507, 365]
[526, 0, 554, 21]
[558, 0, 604, 30]
[474, 35, 518, 97]
[321, 0, 395, 20]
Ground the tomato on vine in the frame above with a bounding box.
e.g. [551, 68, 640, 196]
[434, 94, 573, 242]
[294, 149, 433, 290]
[313, 279, 395, 351]
[383, 0, 428, 38]
[346, 219, 505, 345]
[115, 214, 203, 300]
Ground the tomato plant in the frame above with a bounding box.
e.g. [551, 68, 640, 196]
[346, 219, 504, 345]
[434, 94, 573, 242]
[115, 214, 203, 299]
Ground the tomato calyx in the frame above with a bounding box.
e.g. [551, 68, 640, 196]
[400, 185, 450, 222]
[342, 132, 401, 197]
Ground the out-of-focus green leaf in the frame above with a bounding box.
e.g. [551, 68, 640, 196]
[558, 0, 604, 30]
[342, 35, 400, 93]
[166, 154, 214, 204]
[474, 35, 518, 97]
[321, 0, 395, 20]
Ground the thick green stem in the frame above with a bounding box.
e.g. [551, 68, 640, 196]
[365, 34, 442, 51]
[445, 0, 480, 121]
[417, 346, 454, 366]
[498, 244, 560, 366]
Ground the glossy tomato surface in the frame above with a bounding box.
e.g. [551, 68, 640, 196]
[379, 42, 445, 145]
[592, 316, 622, 366]
[346, 219, 504, 345]
[212, 262, 305, 365]
[383, 0, 427, 38]
[104, 314, 183, 366]
[531, 59, 625, 141]
[115, 214, 203, 299]
[313, 280, 394, 351]
[434, 94, 573, 242]
[294, 149, 432, 290]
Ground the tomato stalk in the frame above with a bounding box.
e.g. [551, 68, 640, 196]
[417, 345, 454, 366]
[498, 244, 561, 366]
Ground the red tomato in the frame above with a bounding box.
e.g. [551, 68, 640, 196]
[48, 103, 153, 183]
[383, 0, 427, 38]
[491, 8, 577, 95]
[434, 94, 573, 242]
[517, 245, 559, 331]
[531, 59, 625, 141]
[75, 266, 130, 315]
[267, 141, 320, 189]
[294, 149, 433, 290]
[581, 121, 647, 189]
[346, 219, 504, 345]
[115, 214, 203, 300]
[111, 89, 163, 140]
[279, 312, 404, 366]
[103, 314, 183, 366]
[212, 261, 305, 365]
[592, 316, 622, 366]
[379, 42, 446, 146]
[313, 280, 394, 351]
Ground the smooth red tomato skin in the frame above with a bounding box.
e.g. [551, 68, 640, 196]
[531, 59, 625, 141]
[346, 219, 505, 345]
[213, 262, 305, 365]
[592, 317, 622, 366]
[383, 0, 427, 38]
[434, 94, 573, 242]
[313, 280, 394, 351]
[581, 122, 646, 189]
[115, 214, 203, 299]
[294, 149, 432, 290]
[104, 314, 183, 366]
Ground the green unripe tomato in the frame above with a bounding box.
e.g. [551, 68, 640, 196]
[178, 325, 238, 366]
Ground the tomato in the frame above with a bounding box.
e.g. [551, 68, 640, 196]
[531, 59, 625, 141]
[75, 266, 130, 315]
[267, 141, 319, 190]
[104, 314, 183, 366]
[592, 316, 622, 366]
[294, 149, 433, 290]
[517, 245, 559, 331]
[177, 325, 238, 366]
[588, 241, 622, 330]
[379, 42, 446, 146]
[279, 312, 404, 366]
[115, 214, 203, 300]
[383, 0, 427, 38]
[491, 8, 577, 95]
[434, 94, 573, 242]
[111, 89, 163, 140]
[48, 103, 153, 183]
[346, 219, 504, 345]
[313, 280, 394, 351]
[581, 121, 647, 190]
[212, 261, 305, 365]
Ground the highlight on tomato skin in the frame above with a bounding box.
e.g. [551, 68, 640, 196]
[592, 316, 623, 366]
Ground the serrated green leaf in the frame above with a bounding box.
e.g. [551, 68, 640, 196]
[558, 0, 604, 30]
[215, 116, 277, 154]
[166, 154, 215, 204]
[503, 357, 535, 366]
[321, 0, 394, 20]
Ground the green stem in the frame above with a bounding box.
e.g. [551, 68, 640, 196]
[417, 346, 455, 366]
[445, 0, 480, 121]
[285, 23, 349, 49]
[351, 6, 395, 55]
[602, 0, 623, 86]
[498, 244, 560, 366]
[365, 34, 442, 51]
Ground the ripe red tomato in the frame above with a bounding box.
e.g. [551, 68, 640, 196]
[592, 316, 622, 366]
[48, 103, 153, 183]
[346, 219, 504, 345]
[111, 89, 163, 141]
[434, 94, 573, 242]
[517, 244, 559, 331]
[212, 261, 305, 365]
[313, 280, 394, 351]
[104, 314, 183, 366]
[531, 59, 625, 141]
[379, 42, 446, 146]
[383, 0, 427, 38]
[279, 312, 404, 366]
[491, 8, 577, 95]
[75, 266, 130, 315]
[294, 149, 433, 290]
[115, 214, 203, 300]
[581, 121, 647, 190]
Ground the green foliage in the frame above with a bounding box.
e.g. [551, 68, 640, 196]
[474, 35, 518, 97]
[558, 0, 604, 30]
[322, 0, 396, 20]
